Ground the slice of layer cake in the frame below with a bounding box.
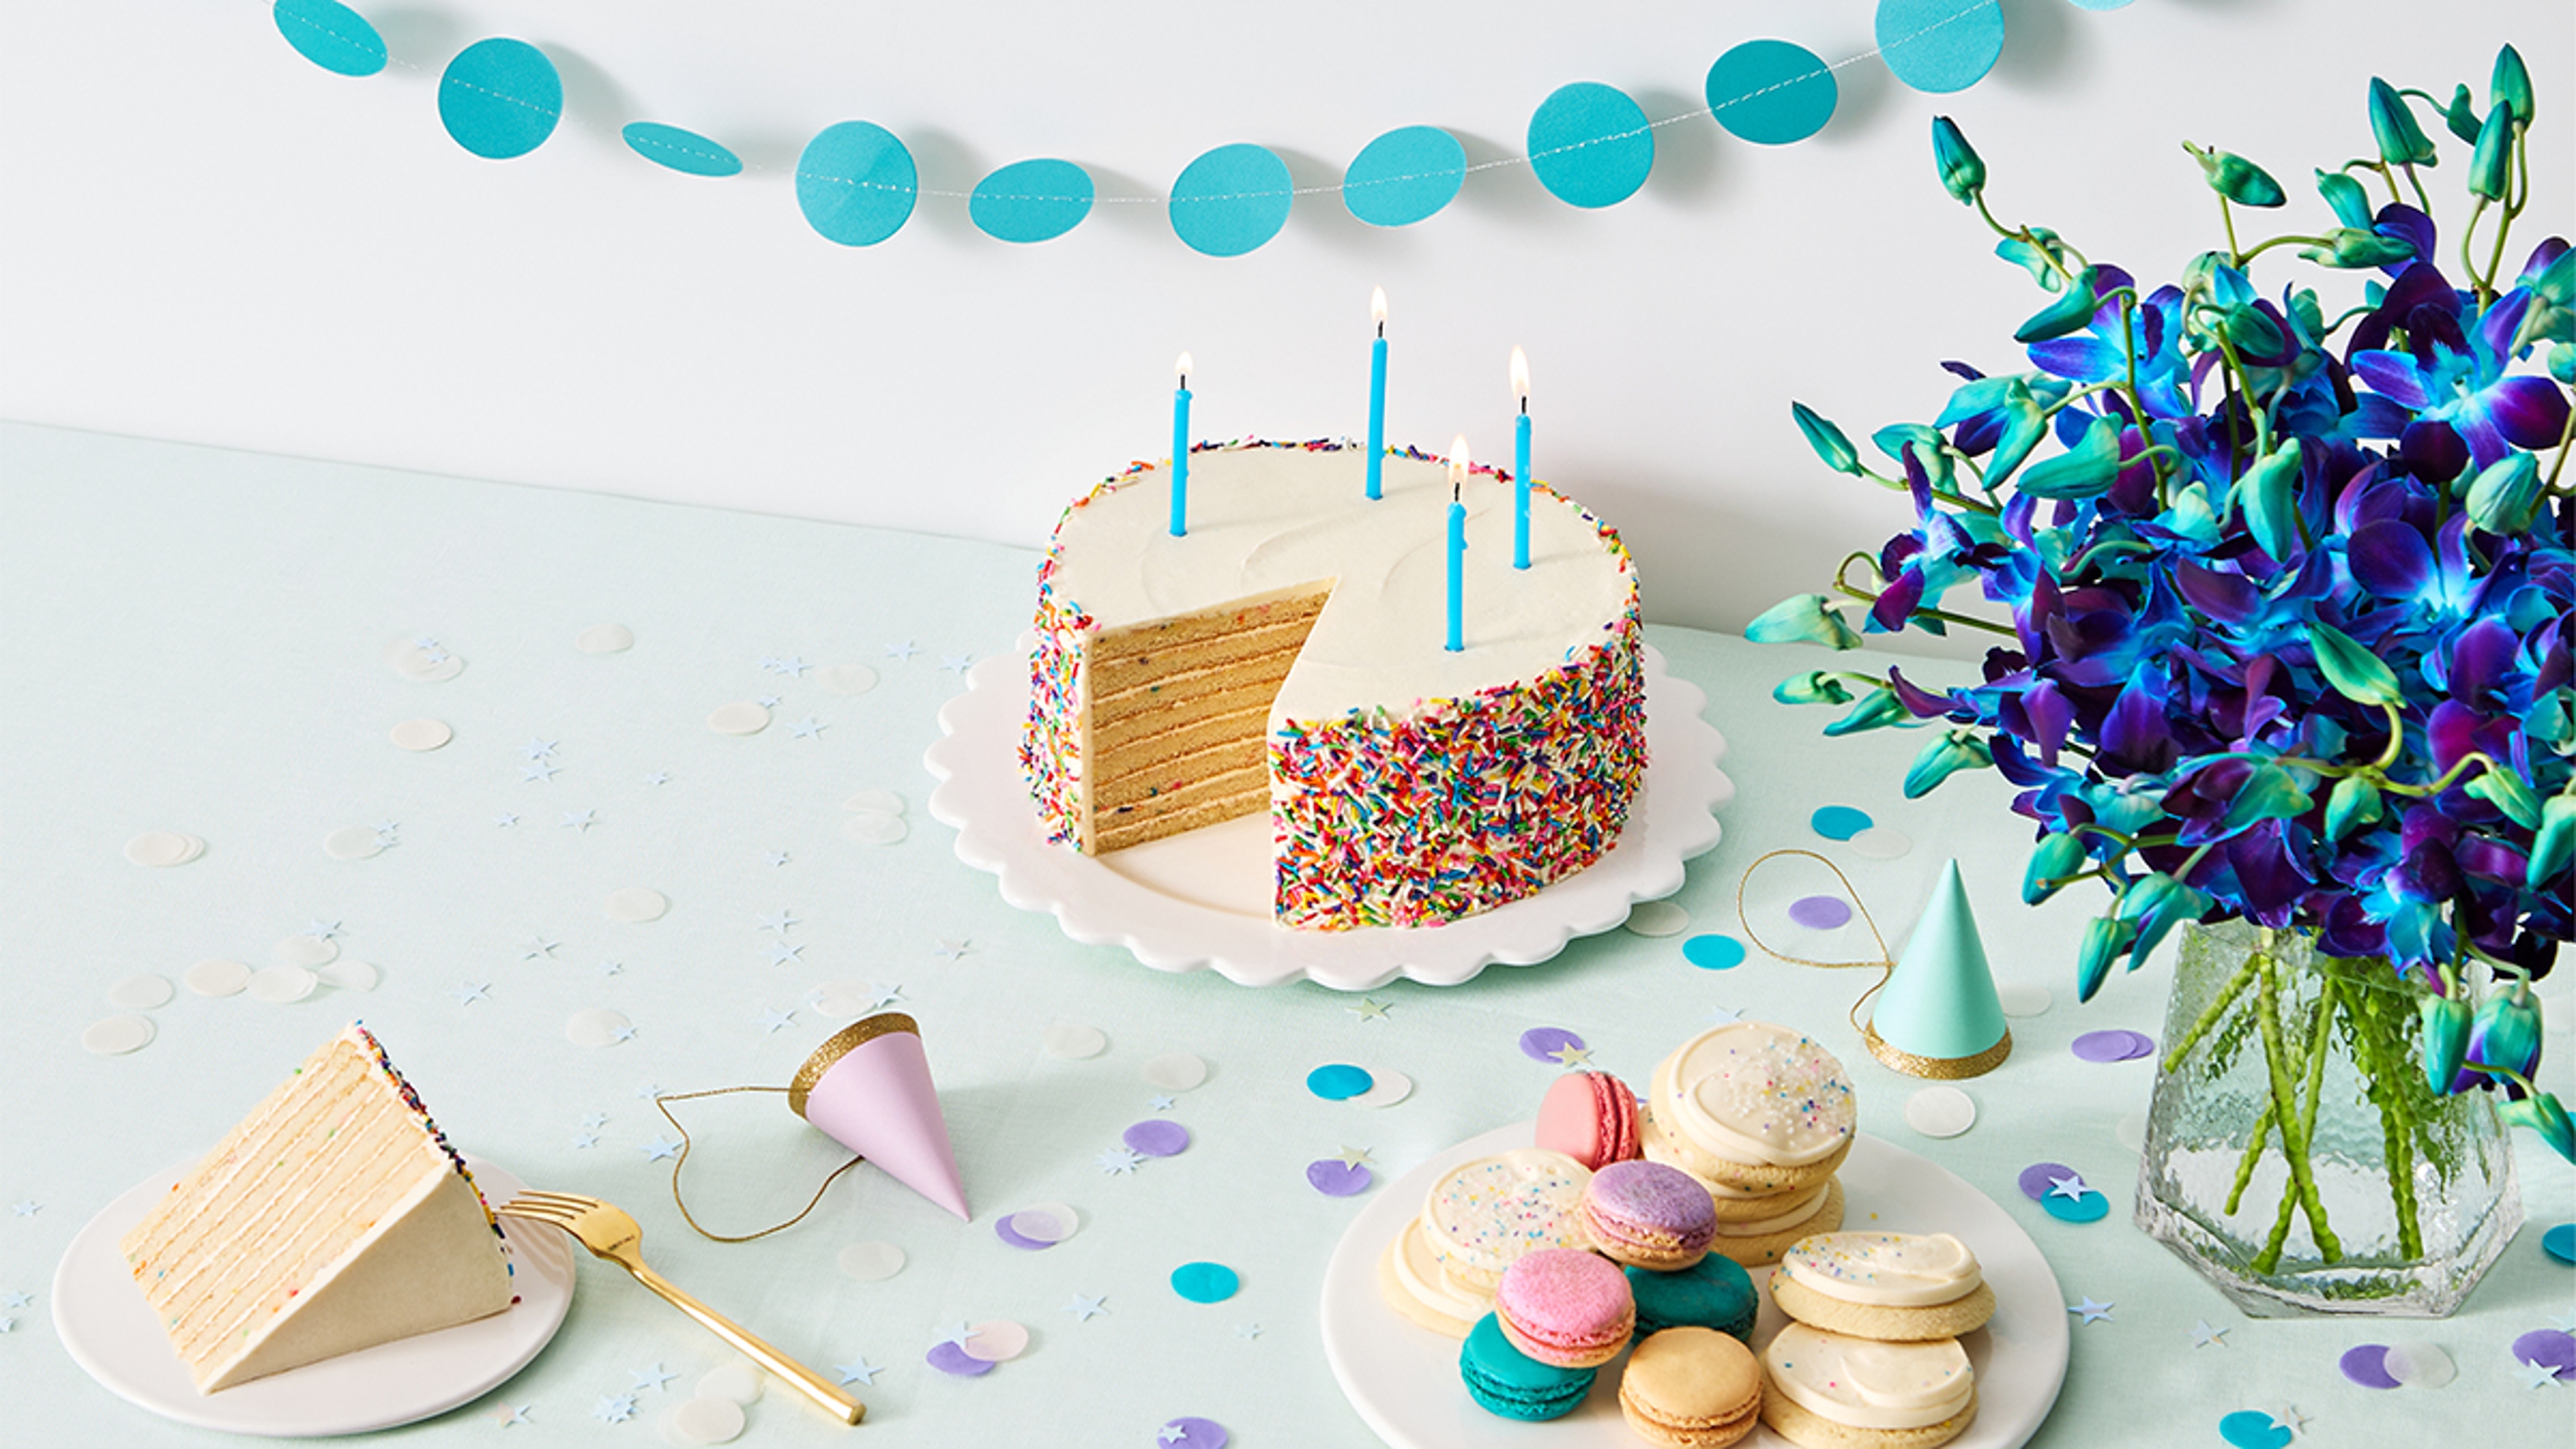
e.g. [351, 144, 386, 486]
[121, 1024, 514, 1391]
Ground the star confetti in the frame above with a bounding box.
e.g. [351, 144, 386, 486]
[2191, 1319, 2229, 1348]
[1096, 1146, 1144, 1176]
[590, 1395, 636, 1424]
[1550, 1043, 1595, 1068]
[639, 1137, 683, 1162]
[932, 938, 971, 961]
[521, 762, 558, 783]
[451, 983, 492, 1005]
[757, 910, 800, 934]
[2069, 1297, 2114, 1325]
[835, 1358, 882, 1387]
[1348, 997, 1391, 1022]
[523, 937, 560, 959]
[788, 718, 826, 739]
[756, 1007, 798, 1033]
[1063, 1294, 1108, 1322]
[2519, 1359, 2564, 1390]
[629, 1362, 677, 1393]
[886, 641, 918, 660]
[2047, 1173, 2092, 1201]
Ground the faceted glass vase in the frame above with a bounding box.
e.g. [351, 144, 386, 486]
[2134, 920, 2522, 1316]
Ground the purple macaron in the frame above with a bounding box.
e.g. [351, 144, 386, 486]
[1578, 1160, 1718, 1271]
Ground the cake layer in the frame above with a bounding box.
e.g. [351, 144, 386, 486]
[1090, 674, 1286, 753]
[1095, 782, 1267, 851]
[1091, 590, 1327, 672]
[1095, 734, 1267, 810]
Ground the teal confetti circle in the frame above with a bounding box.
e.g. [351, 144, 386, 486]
[1170, 1261, 1240, 1303]
[621, 122, 741, 177]
[2041, 1187, 2109, 1224]
[2544, 1222, 2575, 1264]
[1810, 805, 1875, 841]
[1526, 83, 1654, 208]
[2217, 1411, 2294, 1449]
[1683, 934, 1748, 971]
[1343, 125, 1466, 227]
[2065, 0, 2135, 9]
[797, 121, 918, 247]
[1707, 40, 1837, 146]
[971, 159, 1094, 244]
[1876, 0, 2006, 95]
[273, 0, 384, 76]
[437, 38, 560, 160]
[1169, 144, 1293, 257]
[1307, 1064, 1374, 1100]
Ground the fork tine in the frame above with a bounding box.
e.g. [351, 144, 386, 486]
[513, 1192, 603, 1211]
[496, 1198, 580, 1221]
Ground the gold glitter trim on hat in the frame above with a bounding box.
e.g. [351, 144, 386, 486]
[788, 1012, 919, 1118]
[1862, 1021, 2012, 1079]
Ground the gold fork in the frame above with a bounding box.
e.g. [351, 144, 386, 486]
[499, 1191, 863, 1425]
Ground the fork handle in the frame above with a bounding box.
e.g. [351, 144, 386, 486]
[629, 1264, 863, 1425]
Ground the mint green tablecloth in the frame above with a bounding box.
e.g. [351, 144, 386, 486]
[3, 423, 2569, 1446]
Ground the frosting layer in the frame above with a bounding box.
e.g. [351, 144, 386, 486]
[1780, 1232, 1984, 1307]
[1422, 1148, 1591, 1279]
[1764, 1322, 1974, 1430]
[1664, 1022, 1856, 1167]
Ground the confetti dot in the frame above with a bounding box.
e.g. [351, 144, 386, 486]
[1044, 1022, 1108, 1060]
[82, 1015, 155, 1055]
[924, 1341, 992, 1377]
[1158, 1418, 1229, 1449]
[818, 663, 878, 695]
[1347, 1070, 1413, 1109]
[2041, 1189, 2109, 1224]
[2383, 1341, 2455, 1388]
[388, 717, 452, 751]
[1167, 143, 1292, 256]
[1010, 1203, 1079, 1244]
[565, 1008, 634, 1048]
[1787, 896, 1852, 930]
[1876, 0, 2008, 95]
[1526, 81, 1654, 208]
[248, 965, 318, 1004]
[1997, 983, 2052, 1018]
[2216, 1410, 2293, 1449]
[1142, 1053, 1209, 1091]
[2340, 1344, 2401, 1389]
[697, 1362, 765, 1404]
[1624, 900, 1689, 937]
[576, 623, 634, 654]
[2072, 1030, 2155, 1063]
[1809, 806, 1874, 841]
[1518, 1027, 1585, 1063]
[961, 1320, 1030, 1363]
[837, 1241, 905, 1281]
[996, 1216, 1053, 1250]
[1307, 1064, 1373, 1100]
[123, 830, 204, 867]
[661, 1395, 745, 1447]
[316, 959, 378, 991]
[844, 788, 906, 816]
[1904, 1085, 1977, 1138]
[184, 958, 250, 997]
[1706, 38, 1837, 146]
[2544, 1223, 2575, 1265]
[392, 646, 464, 682]
[1682, 934, 1747, 970]
[323, 825, 384, 860]
[276, 934, 339, 968]
[108, 973, 174, 1011]
[2016, 1163, 2076, 1201]
[1170, 1263, 1240, 1303]
[604, 887, 669, 923]
[1847, 826, 1914, 859]
[439, 37, 560, 159]
[1124, 1120, 1191, 1157]
[2113, 1113, 2148, 1153]
[843, 811, 908, 844]
[811, 982, 883, 1018]
[1307, 1159, 1373, 1197]
[2510, 1330, 2575, 1378]
[707, 702, 770, 735]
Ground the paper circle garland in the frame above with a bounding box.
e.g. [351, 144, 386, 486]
[796, 121, 918, 246]
[437, 38, 561, 160]
[971, 159, 1095, 244]
[1342, 125, 1467, 227]
[273, 0, 385, 77]
[623, 122, 742, 177]
[1526, 82, 1655, 208]
[1707, 40, 1838, 146]
[1169, 144, 1294, 257]
[1875, 0, 2007, 95]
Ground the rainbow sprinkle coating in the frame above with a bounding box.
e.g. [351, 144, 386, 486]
[1018, 437, 1648, 930]
[350, 1022, 506, 1248]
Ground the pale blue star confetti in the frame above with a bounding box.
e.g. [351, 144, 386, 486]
[452, 983, 492, 1005]
[1063, 1293, 1107, 1322]
[580, 1112, 609, 1128]
[767, 943, 804, 966]
[1703, 1004, 1746, 1025]
[930, 1322, 975, 1349]
[634, 1083, 663, 1099]
[1149, 1094, 1177, 1112]
[494, 812, 519, 827]
[639, 1137, 683, 1162]
[590, 1395, 635, 1424]
[1349, 998, 1391, 1022]
[629, 1362, 677, 1393]
[886, 641, 918, 661]
[2047, 1173, 2092, 1201]
[522, 762, 558, 783]
[1, 1292, 30, 1310]
[1550, 1043, 1595, 1068]
[644, 772, 670, 786]
[1096, 1146, 1144, 1175]
[788, 718, 826, 740]
[757, 695, 783, 709]
[559, 810, 596, 832]
[765, 852, 790, 867]
[834, 1358, 881, 1387]
[2069, 1297, 2114, 1325]
[1235, 1323, 1262, 1340]
[521, 738, 558, 760]
[778, 657, 811, 678]
[2518, 1358, 2563, 1390]
[757, 1007, 798, 1034]
[524, 938, 560, 960]
[495, 1403, 532, 1427]
[609, 1024, 637, 1044]
[2190, 1320, 2227, 1348]
[11, 1202, 40, 1218]
[940, 653, 975, 676]
[758, 910, 800, 933]
[598, 960, 623, 977]
[307, 919, 342, 939]
[932, 938, 971, 961]
[572, 1132, 600, 1149]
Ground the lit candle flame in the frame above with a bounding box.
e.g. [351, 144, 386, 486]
[1449, 435, 1470, 495]
[1371, 286, 1388, 335]
[1511, 347, 1530, 410]
[1175, 352, 1193, 387]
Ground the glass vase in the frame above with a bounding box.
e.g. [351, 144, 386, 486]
[2133, 920, 2522, 1316]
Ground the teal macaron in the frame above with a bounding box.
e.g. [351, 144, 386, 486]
[1458, 1312, 1596, 1420]
[1625, 1255, 1758, 1342]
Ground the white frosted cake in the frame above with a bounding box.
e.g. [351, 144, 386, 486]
[121, 1024, 514, 1391]
[1021, 439, 1646, 930]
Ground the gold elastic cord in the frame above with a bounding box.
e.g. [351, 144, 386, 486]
[653, 1086, 867, 1244]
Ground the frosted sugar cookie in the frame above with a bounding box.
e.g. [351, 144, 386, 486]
[1760, 1322, 1976, 1449]
[1770, 1232, 1996, 1341]
[1707, 1179, 1845, 1269]
[1652, 1022, 1856, 1192]
[1377, 1214, 1491, 1338]
[1421, 1148, 1591, 1291]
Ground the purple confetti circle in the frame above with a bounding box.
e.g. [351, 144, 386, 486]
[1307, 1159, 1373, 1197]
[995, 1215, 1054, 1251]
[1519, 1026, 1585, 1063]
[2017, 1162, 2076, 1201]
[2340, 1343, 2401, 1389]
[926, 1341, 995, 1377]
[1124, 1120, 1191, 1157]
[2511, 1329, 2576, 1378]
[1157, 1418, 1229, 1449]
[2072, 1030, 2141, 1063]
[1787, 894, 1851, 930]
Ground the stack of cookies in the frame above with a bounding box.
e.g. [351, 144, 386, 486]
[1640, 1022, 1856, 1266]
[1760, 1232, 1992, 1449]
[1377, 1146, 1591, 1338]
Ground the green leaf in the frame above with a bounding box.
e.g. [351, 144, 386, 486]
[1746, 594, 1863, 650]
[1870, 423, 1955, 493]
[2309, 622, 2402, 707]
[1790, 402, 1861, 475]
[2464, 763, 2542, 829]
[2015, 267, 2102, 343]
[2463, 451, 2541, 533]
[1821, 687, 1911, 737]
[2016, 415, 2125, 500]
[2324, 775, 2383, 841]
[2368, 77, 2439, 166]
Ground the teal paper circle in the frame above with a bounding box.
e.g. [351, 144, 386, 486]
[1171, 1261, 1241, 1303]
[1342, 125, 1466, 227]
[2064, 0, 2134, 9]
[796, 121, 918, 247]
[1876, 0, 2007, 95]
[1707, 40, 1838, 146]
[2041, 1187, 2110, 1224]
[621, 122, 741, 177]
[1169, 144, 1293, 257]
[1306, 1064, 1374, 1100]
[970, 159, 1094, 244]
[1683, 934, 1748, 971]
[1526, 82, 1654, 209]
[273, 0, 385, 76]
[437, 38, 561, 160]
[1810, 805, 1875, 841]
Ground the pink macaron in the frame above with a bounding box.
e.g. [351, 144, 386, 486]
[1536, 1070, 1641, 1170]
[1494, 1247, 1637, 1369]
[1580, 1159, 1719, 1271]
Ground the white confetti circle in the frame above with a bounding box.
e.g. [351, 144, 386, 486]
[1348, 1069, 1414, 1109]
[961, 1319, 1029, 1362]
[1142, 1052, 1209, 1091]
[576, 623, 635, 655]
[841, 811, 907, 845]
[388, 643, 465, 682]
[696, 1362, 765, 1405]
[810, 982, 877, 1017]
[123, 831, 204, 867]
[2384, 1341, 2456, 1388]
[1996, 983, 2053, 1018]
[1847, 826, 1915, 859]
[604, 887, 670, 922]
[317, 959, 379, 992]
[837, 1240, 906, 1282]
[707, 702, 771, 735]
[1010, 1203, 1079, 1244]
[276, 934, 339, 967]
[1043, 1022, 1107, 1060]
[1903, 1085, 1978, 1139]
[564, 1008, 634, 1048]
[82, 1015, 156, 1055]
[248, 965, 318, 1004]
[660, 1395, 745, 1447]
[2113, 1112, 2149, 1154]
[842, 788, 906, 816]
[109, 973, 174, 1011]
[819, 663, 879, 696]
[323, 825, 384, 861]
[184, 958, 251, 997]
[1623, 900, 1690, 937]
[389, 718, 453, 751]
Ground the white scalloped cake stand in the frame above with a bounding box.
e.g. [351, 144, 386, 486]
[924, 642, 1732, 989]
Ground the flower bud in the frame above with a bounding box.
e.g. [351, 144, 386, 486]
[2469, 102, 2513, 203]
[1772, 671, 1854, 707]
[1790, 401, 1861, 474]
[2454, 982, 2542, 1094]
[1821, 686, 1912, 738]
[1747, 594, 1863, 651]
[2188, 143, 2286, 208]
[2314, 168, 2375, 229]
[1904, 729, 1993, 799]
[2075, 916, 2133, 1004]
[2500, 1092, 2573, 1165]
[2021, 833, 2086, 906]
[2420, 994, 2472, 1095]
[2368, 78, 2438, 167]
[1932, 115, 1986, 205]
[2440, 84, 2484, 144]
[2491, 44, 2533, 127]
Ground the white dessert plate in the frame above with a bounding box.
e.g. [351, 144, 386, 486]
[53, 1156, 575, 1437]
[924, 642, 1732, 989]
[1320, 1124, 2069, 1449]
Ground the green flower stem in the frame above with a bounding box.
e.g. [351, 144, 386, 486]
[2369, 159, 2404, 207]
[2461, 195, 2495, 303]
[2224, 1098, 2278, 1216]
[2237, 233, 2337, 264]
[2401, 160, 2433, 218]
[2218, 194, 2243, 268]
[2545, 392, 2573, 490]
[2163, 945, 2266, 1073]
[1825, 579, 2019, 638]
[2251, 944, 2341, 1270]
[2349, 977, 2426, 1258]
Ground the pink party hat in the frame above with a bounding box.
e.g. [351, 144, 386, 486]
[788, 1014, 969, 1220]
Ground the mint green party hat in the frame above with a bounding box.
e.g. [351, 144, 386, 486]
[1865, 859, 2011, 1078]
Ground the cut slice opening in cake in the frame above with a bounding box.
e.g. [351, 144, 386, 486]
[1082, 579, 1336, 853]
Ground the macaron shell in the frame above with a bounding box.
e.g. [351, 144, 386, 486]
[1458, 1312, 1597, 1421]
[1771, 1274, 1998, 1342]
[1707, 1178, 1845, 1269]
[1495, 1248, 1636, 1368]
[1619, 1327, 1763, 1448]
[1759, 1377, 1978, 1449]
[1627, 1256, 1760, 1343]
[1582, 1159, 1719, 1271]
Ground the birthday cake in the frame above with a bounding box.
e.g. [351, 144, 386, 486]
[1020, 439, 1646, 930]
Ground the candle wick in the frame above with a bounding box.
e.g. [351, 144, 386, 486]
[1520, 398, 1528, 416]
[1376, 323, 1384, 339]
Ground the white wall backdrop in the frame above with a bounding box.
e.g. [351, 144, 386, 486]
[3, 1, 2569, 633]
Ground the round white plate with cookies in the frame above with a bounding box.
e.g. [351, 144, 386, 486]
[927, 643, 1733, 989]
[1320, 1123, 2069, 1449]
